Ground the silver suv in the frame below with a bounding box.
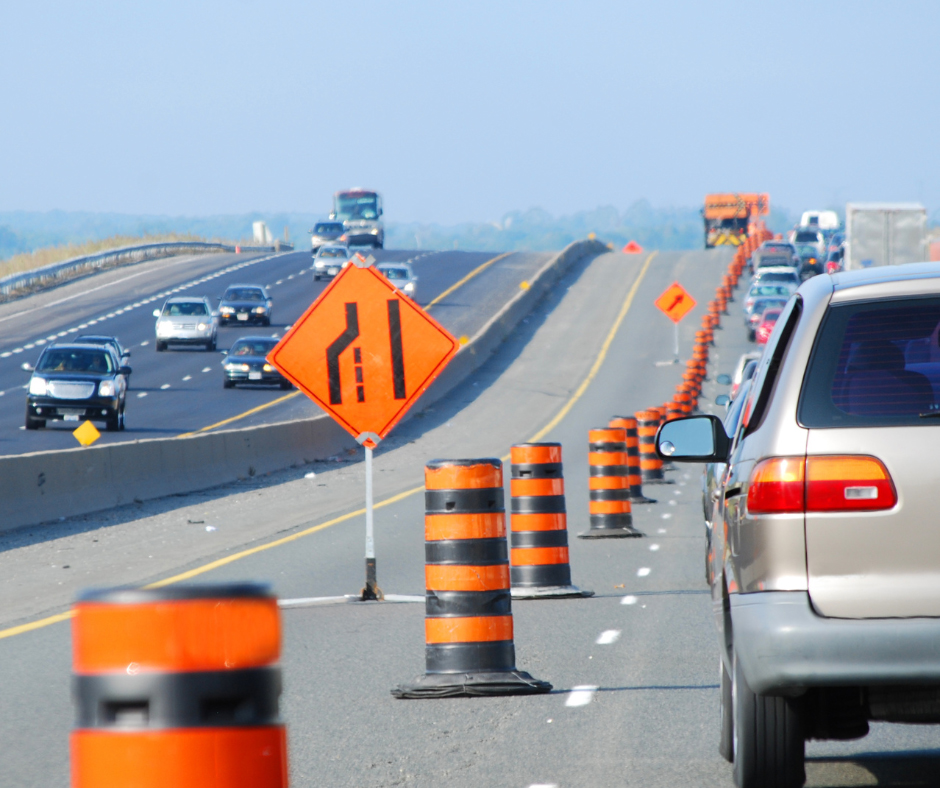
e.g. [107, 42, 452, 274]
[657, 262, 940, 787]
[152, 297, 218, 351]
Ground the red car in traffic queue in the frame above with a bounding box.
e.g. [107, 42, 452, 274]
[756, 308, 782, 345]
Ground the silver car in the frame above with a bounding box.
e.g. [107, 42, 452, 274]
[312, 244, 352, 281]
[309, 221, 345, 253]
[377, 262, 418, 301]
[658, 262, 940, 786]
[153, 297, 219, 351]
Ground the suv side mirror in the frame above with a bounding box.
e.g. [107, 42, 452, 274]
[153, 309, 162, 318]
[716, 373, 732, 385]
[21, 362, 34, 372]
[120, 366, 133, 376]
[656, 415, 730, 463]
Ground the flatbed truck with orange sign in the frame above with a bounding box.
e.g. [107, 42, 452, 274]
[703, 193, 770, 248]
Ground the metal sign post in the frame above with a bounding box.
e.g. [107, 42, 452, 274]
[357, 432, 382, 600]
[673, 321, 680, 364]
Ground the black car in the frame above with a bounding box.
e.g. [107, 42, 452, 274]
[24, 344, 130, 431]
[222, 337, 291, 389]
[74, 335, 132, 386]
[218, 285, 273, 326]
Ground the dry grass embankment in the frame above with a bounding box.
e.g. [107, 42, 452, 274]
[0, 233, 207, 281]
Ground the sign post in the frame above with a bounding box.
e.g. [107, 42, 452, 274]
[268, 255, 460, 600]
[654, 282, 697, 364]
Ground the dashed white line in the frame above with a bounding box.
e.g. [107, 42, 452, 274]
[140, 341, 149, 346]
[160, 384, 171, 390]
[662, 513, 672, 519]
[565, 686, 598, 707]
[137, 392, 148, 398]
[0, 352, 10, 358]
[621, 595, 638, 605]
[649, 544, 660, 552]
[182, 375, 191, 381]
[202, 367, 211, 373]
[637, 567, 651, 577]
[596, 629, 621, 645]
[12, 348, 23, 353]
[24, 343, 34, 349]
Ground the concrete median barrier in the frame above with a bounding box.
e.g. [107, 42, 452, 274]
[1, 239, 606, 533]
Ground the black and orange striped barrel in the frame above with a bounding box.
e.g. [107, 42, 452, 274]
[71, 584, 287, 788]
[609, 416, 655, 504]
[509, 444, 592, 598]
[637, 409, 670, 484]
[392, 459, 551, 697]
[580, 428, 641, 538]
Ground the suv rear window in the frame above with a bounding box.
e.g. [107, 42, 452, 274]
[799, 297, 940, 427]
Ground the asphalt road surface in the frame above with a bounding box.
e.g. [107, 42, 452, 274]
[1, 247, 938, 787]
[0, 248, 552, 455]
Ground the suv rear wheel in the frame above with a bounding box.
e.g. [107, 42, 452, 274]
[155, 341, 167, 352]
[732, 651, 805, 788]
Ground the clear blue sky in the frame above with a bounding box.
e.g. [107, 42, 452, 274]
[1, 1, 937, 223]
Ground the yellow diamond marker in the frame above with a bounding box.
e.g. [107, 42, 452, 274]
[519, 280, 530, 291]
[458, 335, 470, 346]
[73, 420, 101, 447]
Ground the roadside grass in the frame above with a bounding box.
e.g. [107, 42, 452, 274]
[0, 233, 209, 280]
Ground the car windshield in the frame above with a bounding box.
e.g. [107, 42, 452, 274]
[763, 244, 790, 252]
[314, 223, 343, 233]
[758, 256, 792, 267]
[230, 340, 278, 357]
[380, 268, 410, 280]
[753, 298, 788, 314]
[761, 310, 782, 325]
[795, 231, 820, 243]
[223, 288, 264, 302]
[800, 296, 940, 426]
[749, 285, 791, 297]
[334, 194, 379, 221]
[756, 272, 798, 285]
[163, 302, 208, 316]
[319, 248, 348, 259]
[38, 349, 114, 374]
[796, 244, 819, 258]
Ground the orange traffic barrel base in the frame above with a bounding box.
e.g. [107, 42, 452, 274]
[392, 458, 552, 699]
[579, 429, 643, 539]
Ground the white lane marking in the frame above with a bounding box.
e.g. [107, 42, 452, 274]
[1, 352, 10, 358]
[528, 784, 558, 788]
[57, 331, 67, 337]
[140, 340, 149, 346]
[106, 313, 115, 318]
[596, 629, 621, 645]
[12, 348, 22, 353]
[35, 339, 45, 345]
[137, 392, 148, 398]
[565, 686, 598, 707]
[662, 513, 672, 519]
[24, 343, 34, 349]
[637, 567, 651, 577]
[649, 544, 660, 551]
[621, 595, 638, 605]
[160, 384, 171, 390]
[674, 489, 682, 495]
[668, 500, 677, 506]
[287, 274, 294, 280]
[202, 367, 211, 372]
[87, 320, 97, 326]
[275, 280, 283, 285]
[657, 528, 667, 534]
[182, 375, 192, 381]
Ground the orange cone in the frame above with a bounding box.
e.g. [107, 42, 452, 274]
[622, 240, 644, 254]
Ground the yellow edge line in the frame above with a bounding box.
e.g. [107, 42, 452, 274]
[423, 252, 511, 310]
[0, 248, 654, 640]
[176, 391, 301, 438]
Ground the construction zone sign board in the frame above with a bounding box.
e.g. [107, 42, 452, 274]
[703, 193, 770, 219]
[654, 282, 697, 324]
[268, 255, 460, 447]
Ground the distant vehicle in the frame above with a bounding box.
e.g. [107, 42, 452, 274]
[377, 263, 418, 300]
[755, 308, 782, 344]
[743, 284, 793, 313]
[331, 189, 384, 248]
[825, 246, 844, 274]
[745, 296, 788, 341]
[800, 210, 840, 230]
[844, 202, 928, 270]
[152, 297, 218, 351]
[789, 227, 825, 260]
[309, 221, 346, 253]
[702, 193, 770, 248]
[218, 285, 273, 326]
[751, 241, 798, 272]
[73, 335, 131, 386]
[222, 337, 291, 390]
[312, 244, 352, 280]
[827, 231, 845, 255]
[751, 267, 801, 291]
[23, 343, 130, 431]
[796, 245, 825, 279]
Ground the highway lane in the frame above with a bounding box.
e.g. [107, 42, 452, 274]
[0, 248, 552, 455]
[3, 248, 937, 787]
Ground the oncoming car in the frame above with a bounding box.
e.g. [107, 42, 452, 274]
[218, 285, 272, 326]
[153, 297, 218, 351]
[23, 344, 130, 431]
[222, 337, 291, 389]
[312, 244, 352, 281]
[309, 221, 345, 252]
[377, 263, 418, 300]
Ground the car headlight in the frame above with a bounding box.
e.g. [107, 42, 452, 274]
[263, 364, 275, 372]
[253, 306, 266, 314]
[227, 363, 250, 372]
[28, 377, 47, 396]
[404, 282, 415, 292]
[98, 380, 115, 397]
[197, 322, 208, 331]
[370, 228, 379, 234]
[220, 307, 234, 314]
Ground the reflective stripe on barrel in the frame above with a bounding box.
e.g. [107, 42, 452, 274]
[424, 458, 516, 673]
[509, 443, 572, 588]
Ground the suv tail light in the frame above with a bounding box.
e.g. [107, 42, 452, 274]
[747, 456, 897, 514]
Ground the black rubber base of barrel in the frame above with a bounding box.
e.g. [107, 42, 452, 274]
[511, 585, 594, 599]
[643, 478, 675, 485]
[391, 670, 552, 698]
[577, 526, 644, 539]
[630, 495, 657, 504]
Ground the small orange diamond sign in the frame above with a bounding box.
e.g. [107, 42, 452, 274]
[654, 282, 696, 324]
[268, 256, 460, 447]
[73, 420, 101, 447]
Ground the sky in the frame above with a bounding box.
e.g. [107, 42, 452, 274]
[1, 1, 938, 224]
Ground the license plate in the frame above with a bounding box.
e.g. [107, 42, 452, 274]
[237, 313, 249, 321]
[328, 268, 339, 275]
[63, 414, 80, 421]
[248, 371, 262, 380]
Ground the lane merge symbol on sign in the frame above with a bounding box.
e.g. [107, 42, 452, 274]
[268, 254, 461, 601]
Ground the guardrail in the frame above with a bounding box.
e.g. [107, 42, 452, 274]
[0, 238, 608, 532]
[0, 240, 294, 297]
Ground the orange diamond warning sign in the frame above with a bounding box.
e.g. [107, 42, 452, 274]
[268, 256, 460, 447]
[654, 282, 696, 324]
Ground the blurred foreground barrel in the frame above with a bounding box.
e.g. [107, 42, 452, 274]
[509, 443, 592, 598]
[71, 583, 287, 788]
[392, 459, 551, 698]
[609, 416, 655, 504]
[580, 428, 642, 538]
[637, 410, 672, 485]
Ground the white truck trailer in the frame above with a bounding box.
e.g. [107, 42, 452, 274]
[844, 202, 928, 270]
